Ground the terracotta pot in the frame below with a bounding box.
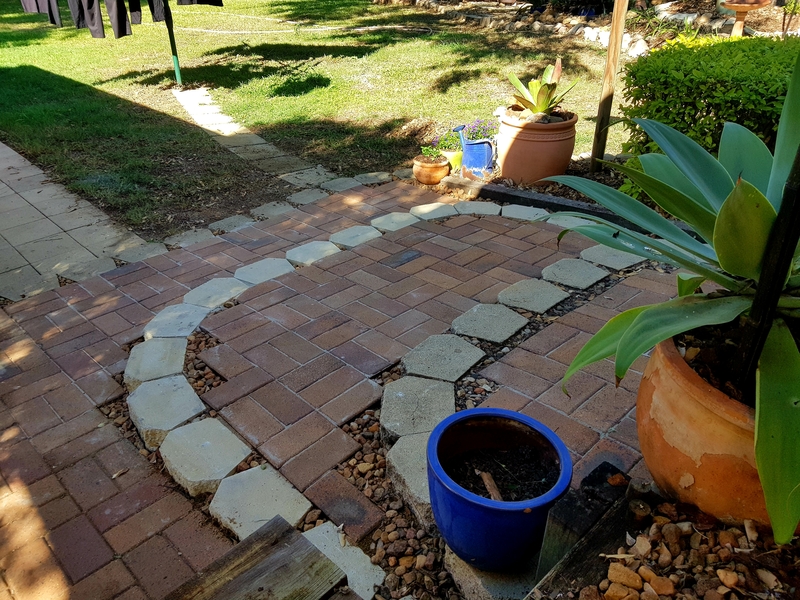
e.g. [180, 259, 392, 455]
[637, 340, 767, 525]
[412, 155, 450, 185]
[496, 111, 577, 186]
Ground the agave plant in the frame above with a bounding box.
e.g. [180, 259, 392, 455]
[549, 51, 800, 543]
[508, 58, 578, 117]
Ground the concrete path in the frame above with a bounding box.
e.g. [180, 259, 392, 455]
[0, 144, 166, 302]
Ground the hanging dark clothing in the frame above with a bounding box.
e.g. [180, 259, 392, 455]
[105, 0, 132, 37]
[145, 0, 165, 21]
[20, 0, 62, 26]
[176, 0, 222, 7]
[66, 0, 104, 36]
[128, 0, 141, 24]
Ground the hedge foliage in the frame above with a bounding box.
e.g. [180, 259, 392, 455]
[621, 36, 800, 155]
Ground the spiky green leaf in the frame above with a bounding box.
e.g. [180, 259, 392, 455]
[615, 295, 751, 381]
[767, 51, 800, 209]
[634, 118, 734, 212]
[610, 161, 717, 244]
[713, 179, 776, 281]
[562, 305, 650, 390]
[719, 122, 773, 197]
[677, 273, 706, 297]
[756, 319, 800, 544]
[639, 154, 713, 212]
[544, 175, 717, 263]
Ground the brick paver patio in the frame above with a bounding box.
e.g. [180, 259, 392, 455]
[0, 178, 672, 599]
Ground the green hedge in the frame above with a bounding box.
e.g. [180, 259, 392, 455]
[621, 36, 800, 155]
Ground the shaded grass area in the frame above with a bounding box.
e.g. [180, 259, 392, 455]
[0, 0, 627, 235]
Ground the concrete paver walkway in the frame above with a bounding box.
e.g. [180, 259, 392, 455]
[0, 140, 675, 598]
[0, 144, 166, 302]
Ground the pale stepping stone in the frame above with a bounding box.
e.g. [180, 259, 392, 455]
[229, 143, 287, 161]
[547, 214, 594, 229]
[445, 547, 539, 600]
[386, 432, 433, 529]
[160, 419, 250, 496]
[0, 266, 58, 301]
[124, 338, 187, 392]
[58, 257, 117, 282]
[581, 244, 645, 270]
[127, 375, 205, 450]
[280, 165, 337, 187]
[454, 201, 500, 216]
[183, 277, 251, 309]
[164, 229, 215, 248]
[543, 258, 608, 290]
[381, 376, 454, 444]
[329, 226, 382, 250]
[143, 303, 211, 340]
[502, 205, 549, 221]
[304, 522, 386, 600]
[210, 466, 312, 540]
[114, 242, 167, 263]
[250, 201, 293, 219]
[208, 215, 255, 233]
[320, 177, 361, 192]
[253, 155, 312, 175]
[202, 123, 249, 136]
[393, 168, 414, 180]
[371, 212, 420, 233]
[234, 258, 294, 286]
[354, 172, 392, 185]
[452, 303, 528, 344]
[286, 241, 340, 267]
[211, 133, 267, 148]
[409, 202, 458, 221]
[402, 334, 485, 382]
[498, 279, 570, 313]
[289, 188, 328, 205]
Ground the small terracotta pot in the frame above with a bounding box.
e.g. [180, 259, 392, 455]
[496, 111, 577, 186]
[637, 340, 767, 525]
[413, 155, 450, 185]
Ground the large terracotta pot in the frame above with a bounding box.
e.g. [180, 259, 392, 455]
[496, 111, 577, 186]
[637, 340, 768, 525]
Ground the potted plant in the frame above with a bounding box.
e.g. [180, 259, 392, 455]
[549, 51, 800, 543]
[412, 145, 450, 185]
[454, 118, 499, 178]
[426, 408, 572, 572]
[496, 58, 579, 186]
[431, 129, 463, 172]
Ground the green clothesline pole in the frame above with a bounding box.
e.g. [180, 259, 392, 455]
[163, 0, 182, 85]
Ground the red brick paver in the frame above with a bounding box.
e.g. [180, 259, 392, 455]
[0, 179, 670, 598]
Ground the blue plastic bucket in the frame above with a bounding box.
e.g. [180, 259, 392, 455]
[427, 408, 572, 572]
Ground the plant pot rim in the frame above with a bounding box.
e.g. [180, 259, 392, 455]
[413, 154, 449, 165]
[655, 339, 755, 430]
[427, 407, 573, 511]
[499, 110, 578, 128]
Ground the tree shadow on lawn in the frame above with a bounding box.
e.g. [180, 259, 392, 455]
[0, 1, 84, 47]
[96, 41, 378, 89]
[0, 65, 295, 237]
[253, 117, 424, 175]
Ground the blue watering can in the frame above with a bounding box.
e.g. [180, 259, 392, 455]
[454, 125, 494, 177]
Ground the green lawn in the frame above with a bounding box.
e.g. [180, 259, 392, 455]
[0, 0, 628, 237]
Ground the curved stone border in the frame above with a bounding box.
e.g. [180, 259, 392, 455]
[120, 192, 646, 539]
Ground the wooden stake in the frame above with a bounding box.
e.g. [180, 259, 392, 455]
[476, 469, 504, 501]
[590, 0, 629, 173]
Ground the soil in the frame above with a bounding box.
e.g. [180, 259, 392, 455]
[675, 322, 750, 405]
[443, 445, 561, 501]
